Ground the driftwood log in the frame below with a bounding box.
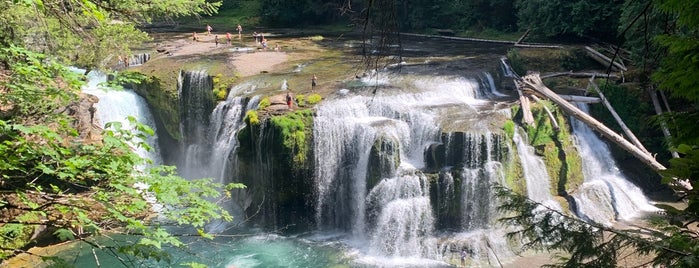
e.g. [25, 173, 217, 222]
[530, 95, 559, 130]
[541, 71, 619, 79]
[585, 46, 628, 72]
[588, 77, 650, 155]
[558, 95, 601, 103]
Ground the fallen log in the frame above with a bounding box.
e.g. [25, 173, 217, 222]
[530, 95, 559, 130]
[558, 94, 601, 104]
[585, 46, 628, 72]
[541, 71, 619, 79]
[515, 29, 531, 45]
[401, 33, 563, 48]
[519, 73, 695, 191]
[650, 88, 680, 159]
[588, 77, 650, 155]
[515, 80, 535, 126]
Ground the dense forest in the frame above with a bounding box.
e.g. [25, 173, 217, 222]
[1, 0, 699, 267]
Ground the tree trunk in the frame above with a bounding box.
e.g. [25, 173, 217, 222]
[584, 46, 628, 72]
[520, 73, 692, 191]
[649, 88, 680, 158]
[557, 95, 601, 103]
[541, 71, 619, 79]
[516, 80, 535, 126]
[516, 29, 531, 44]
[588, 78, 650, 155]
[530, 95, 559, 130]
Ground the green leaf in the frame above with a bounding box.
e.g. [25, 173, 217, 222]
[53, 228, 75, 241]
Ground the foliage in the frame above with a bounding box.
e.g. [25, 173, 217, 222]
[212, 74, 228, 101]
[295, 94, 306, 106]
[0, 0, 249, 265]
[515, 0, 622, 40]
[258, 97, 271, 109]
[0, 46, 81, 120]
[260, 0, 345, 27]
[0, 0, 220, 69]
[245, 110, 260, 125]
[506, 49, 526, 75]
[306, 93, 322, 105]
[503, 120, 515, 139]
[496, 183, 699, 267]
[270, 109, 313, 164]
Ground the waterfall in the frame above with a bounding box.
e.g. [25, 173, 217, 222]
[313, 97, 376, 234]
[571, 104, 659, 225]
[179, 79, 252, 182]
[366, 171, 436, 257]
[178, 70, 216, 178]
[314, 85, 443, 260]
[478, 72, 508, 98]
[313, 70, 518, 266]
[127, 53, 150, 66]
[81, 71, 161, 165]
[513, 130, 560, 209]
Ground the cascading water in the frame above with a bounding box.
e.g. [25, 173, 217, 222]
[313, 71, 520, 266]
[513, 130, 560, 209]
[81, 70, 161, 165]
[571, 104, 659, 225]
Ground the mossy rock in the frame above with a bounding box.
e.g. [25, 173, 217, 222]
[524, 103, 584, 196]
[127, 73, 181, 141]
[367, 135, 401, 190]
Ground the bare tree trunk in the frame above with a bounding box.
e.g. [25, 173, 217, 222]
[584, 46, 628, 72]
[541, 71, 619, 79]
[516, 80, 535, 126]
[650, 88, 680, 158]
[558, 95, 601, 103]
[588, 77, 650, 155]
[516, 29, 531, 44]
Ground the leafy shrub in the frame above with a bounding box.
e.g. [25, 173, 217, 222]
[307, 94, 322, 105]
[295, 94, 306, 106]
[258, 97, 270, 109]
[245, 110, 260, 125]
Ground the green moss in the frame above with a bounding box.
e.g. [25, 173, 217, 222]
[245, 110, 260, 125]
[503, 120, 515, 139]
[307, 93, 322, 105]
[522, 103, 584, 196]
[0, 224, 34, 259]
[270, 109, 314, 165]
[259, 97, 271, 109]
[128, 73, 181, 140]
[504, 143, 527, 195]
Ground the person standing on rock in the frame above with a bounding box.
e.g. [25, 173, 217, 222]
[286, 92, 293, 110]
[206, 24, 213, 35]
[215, 35, 219, 47]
